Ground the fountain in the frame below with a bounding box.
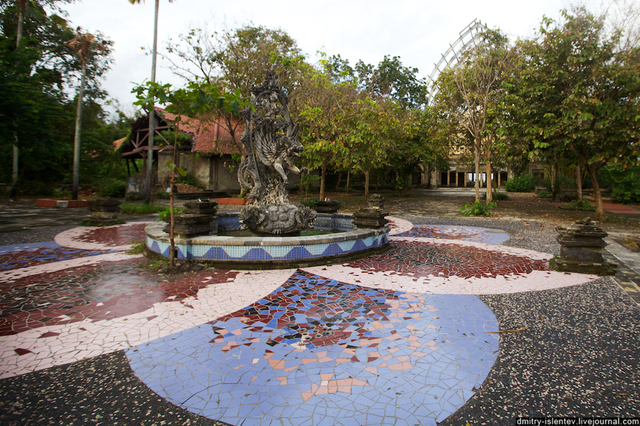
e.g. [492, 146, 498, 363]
[144, 72, 390, 268]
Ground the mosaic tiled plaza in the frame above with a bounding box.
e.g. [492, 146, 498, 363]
[1, 214, 639, 425]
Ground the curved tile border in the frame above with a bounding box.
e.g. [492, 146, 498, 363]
[0, 269, 295, 379]
[126, 271, 499, 426]
[145, 222, 390, 263]
[55, 222, 151, 252]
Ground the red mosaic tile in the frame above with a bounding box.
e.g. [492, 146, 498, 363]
[0, 259, 238, 336]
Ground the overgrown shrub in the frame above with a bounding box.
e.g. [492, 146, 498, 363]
[158, 206, 186, 221]
[299, 197, 319, 208]
[483, 190, 510, 201]
[460, 201, 496, 216]
[505, 174, 537, 192]
[605, 166, 640, 204]
[96, 180, 126, 198]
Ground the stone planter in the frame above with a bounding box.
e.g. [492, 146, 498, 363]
[554, 217, 615, 275]
[163, 200, 218, 239]
[87, 199, 122, 225]
[313, 199, 341, 213]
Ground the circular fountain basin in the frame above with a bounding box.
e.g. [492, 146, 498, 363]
[145, 212, 390, 269]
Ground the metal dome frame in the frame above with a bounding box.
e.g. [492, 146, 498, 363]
[426, 19, 488, 105]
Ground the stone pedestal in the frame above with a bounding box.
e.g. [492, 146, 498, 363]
[163, 201, 218, 238]
[554, 217, 615, 275]
[240, 204, 316, 235]
[313, 199, 341, 213]
[87, 199, 122, 226]
[353, 195, 388, 229]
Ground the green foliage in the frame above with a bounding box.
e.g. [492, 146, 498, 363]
[298, 197, 319, 208]
[460, 201, 496, 216]
[300, 174, 321, 197]
[563, 199, 596, 211]
[176, 172, 202, 188]
[483, 190, 510, 201]
[127, 241, 146, 255]
[158, 206, 186, 221]
[120, 202, 167, 215]
[505, 174, 537, 192]
[0, 3, 114, 192]
[504, 8, 640, 218]
[603, 166, 640, 205]
[536, 190, 551, 198]
[96, 180, 126, 198]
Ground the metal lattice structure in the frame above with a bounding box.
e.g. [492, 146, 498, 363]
[426, 19, 488, 105]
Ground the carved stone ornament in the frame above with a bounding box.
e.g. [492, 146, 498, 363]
[238, 71, 316, 234]
[554, 217, 615, 275]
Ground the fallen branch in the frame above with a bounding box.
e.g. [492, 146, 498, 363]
[488, 326, 529, 334]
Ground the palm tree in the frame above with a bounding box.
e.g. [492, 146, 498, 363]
[129, 0, 172, 204]
[66, 29, 108, 200]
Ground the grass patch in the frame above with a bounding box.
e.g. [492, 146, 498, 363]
[158, 206, 187, 221]
[120, 202, 167, 215]
[128, 241, 146, 255]
[560, 199, 596, 211]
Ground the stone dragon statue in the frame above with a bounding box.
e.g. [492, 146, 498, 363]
[238, 71, 316, 234]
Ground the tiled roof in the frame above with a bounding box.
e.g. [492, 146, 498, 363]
[156, 108, 245, 155]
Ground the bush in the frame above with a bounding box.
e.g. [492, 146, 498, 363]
[96, 180, 126, 198]
[460, 201, 496, 216]
[299, 197, 319, 208]
[536, 190, 551, 198]
[120, 202, 168, 215]
[158, 206, 186, 221]
[483, 190, 510, 201]
[505, 174, 537, 192]
[560, 199, 596, 211]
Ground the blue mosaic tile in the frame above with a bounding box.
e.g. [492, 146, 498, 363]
[395, 224, 510, 245]
[127, 271, 499, 425]
[0, 241, 111, 271]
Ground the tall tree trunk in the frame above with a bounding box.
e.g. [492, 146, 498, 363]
[72, 62, 87, 200]
[335, 172, 342, 190]
[145, 0, 160, 205]
[587, 166, 605, 221]
[169, 124, 179, 269]
[485, 160, 493, 204]
[10, 1, 25, 199]
[364, 170, 370, 199]
[346, 171, 350, 193]
[576, 165, 583, 201]
[319, 157, 327, 200]
[474, 140, 481, 203]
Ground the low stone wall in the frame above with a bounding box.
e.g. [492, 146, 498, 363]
[145, 213, 389, 269]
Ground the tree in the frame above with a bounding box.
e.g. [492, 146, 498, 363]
[66, 28, 110, 200]
[0, 1, 112, 194]
[432, 29, 510, 203]
[290, 62, 355, 200]
[505, 8, 640, 220]
[165, 24, 305, 153]
[3, 0, 71, 197]
[133, 80, 245, 268]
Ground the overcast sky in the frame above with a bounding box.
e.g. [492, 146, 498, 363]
[61, 0, 576, 117]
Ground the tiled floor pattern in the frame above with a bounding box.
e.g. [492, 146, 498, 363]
[0, 218, 602, 424]
[0, 242, 110, 271]
[0, 259, 239, 336]
[394, 224, 510, 245]
[55, 222, 149, 251]
[603, 202, 640, 215]
[127, 271, 499, 426]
